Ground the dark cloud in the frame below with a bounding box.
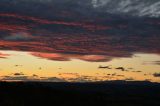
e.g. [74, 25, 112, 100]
[132, 71, 142, 73]
[2, 76, 29, 81]
[66, 75, 98, 82]
[1, 0, 160, 18]
[0, 13, 159, 61]
[153, 61, 160, 65]
[45, 77, 66, 82]
[124, 77, 135, 81]
[32, 74, 38, 77]
[153, 73, 160, 77]
[143, 61, 160, 65]
[59, 73, 79, 76]
[1, 75, 66, 82]
[98, 65, 112, 69]
[116, 75, 125, 77]
[0, 0, 159, 62]
[14, 72, 25, 76]
[15, 65, 23, 67]
[4, 32, 33, 41]
[115, 67, 126, 71]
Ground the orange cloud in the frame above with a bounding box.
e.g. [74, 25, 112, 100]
[0, 52, 10, 58]
[30, 52, 70, 61]
[30, 52, 111, 62]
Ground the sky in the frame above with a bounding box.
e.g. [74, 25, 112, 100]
[0, 0, 160, 82]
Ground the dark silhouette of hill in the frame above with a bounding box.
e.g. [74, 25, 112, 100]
[0, 81, 160, 106]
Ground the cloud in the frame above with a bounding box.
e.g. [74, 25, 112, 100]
[0, 13, 110, 32]
[58, 73, 80, 78]
[132, 71, 142, 73]
[115, 67, 126, 71]
[143, 61, 160, 65]
[4, 32, 33, 41]
[0, 52, 10, 58]
[30, 52, 112, 62]
[2, 76, 29, 81]
[4, 0, 160, 18]
[98, 65, 112, 69]
[66, 75, 98, 82]
[44, 77, 66, 82]
[153, 61, 160, 65]
[14, 72, 25, 76]
[153, 73, 160, 77]
[1, 75, 66, 82]
[124, 77, 135, 81]
[30, 52, 70, 61]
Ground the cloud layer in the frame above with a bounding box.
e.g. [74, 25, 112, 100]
[0, 0, 159, 62]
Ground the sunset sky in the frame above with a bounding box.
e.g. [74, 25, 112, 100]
[0, 0, 160, 82]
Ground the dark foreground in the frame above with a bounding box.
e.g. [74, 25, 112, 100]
[0, 81, 160, 106]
